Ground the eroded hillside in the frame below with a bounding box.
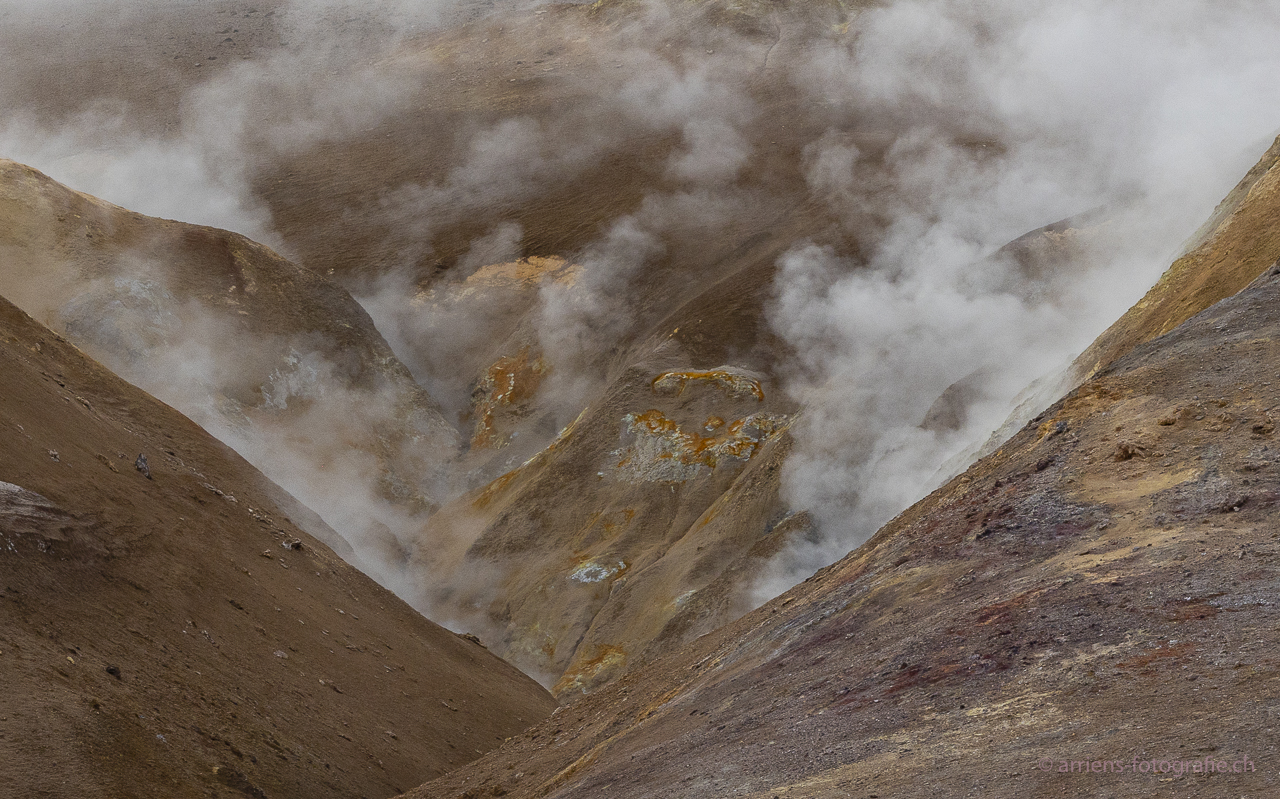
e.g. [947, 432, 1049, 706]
[7, 0, 1280, 703]
[0, 294, 554, 798]
[408, 202, 1280, 799]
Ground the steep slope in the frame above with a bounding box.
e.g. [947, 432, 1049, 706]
[407, 228, 1280, 799]
[253, 0, 1190, 697]
[403, 185, 1140, 695]
[1075, 134, 1280, 378]
[256, 0, 854, 280]
[0, 153, 819, 694]
[0, 158, 458, 575]
[407, 224, 807, 692]
[0, 295, 555, 799]
[7, 0, 1269, 710]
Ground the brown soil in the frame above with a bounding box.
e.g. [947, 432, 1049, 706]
[2, 0, 1042, 702]
[409, 242, 805, 693]
[7, 4, 1280, 797]
[0, 297, 554, 799]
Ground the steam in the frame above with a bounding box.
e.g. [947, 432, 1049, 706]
[752, 0, 1280, 598]
[0, 0, 489, 596]
[532, 214, 664, 417]
[2, 0, 1280, 625]
[358, 14, 772, 426]
[0, 250, 459, 594]
[0, 0, 453, 246]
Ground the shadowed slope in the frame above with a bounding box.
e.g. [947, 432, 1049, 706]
[0, 295, 554, 799]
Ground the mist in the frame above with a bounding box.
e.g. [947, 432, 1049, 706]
[752, 0, 1280, 598]
[2, 0, 1279, 629]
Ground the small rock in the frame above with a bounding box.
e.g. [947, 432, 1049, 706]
[1114, 441, 1145, 462]
[47, 450, 59, 462]
[105, 664, 121, 678]
[281, 538, 303, 551]
[135, 454, 152, 479]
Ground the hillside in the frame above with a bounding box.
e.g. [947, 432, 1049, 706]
[0, 295, 554, 798]
[1075, 134, 1280, 379]
[7, 0, 1279, 703]
[0, 157, 458, 585]
[4, 4, 1280, 798]
[408, 190, 1280, 799]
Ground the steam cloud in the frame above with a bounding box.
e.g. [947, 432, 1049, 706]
[753, 0, 1280, 597]
[2, 0, 1279, 618]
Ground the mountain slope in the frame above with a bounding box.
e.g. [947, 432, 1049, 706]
[0, 158, 458, 577]
[407, 231, 1280, 798]
[0, 295, 554, 799]
[7, 0, 1275, 713]
[1074, 134, 1280, 379]
[407, 224, 806, 692]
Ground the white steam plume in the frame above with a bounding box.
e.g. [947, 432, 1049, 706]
[0, 0, 460, 246]
[751, 0, 1280, 600]
[4, 0, 1280, 625]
